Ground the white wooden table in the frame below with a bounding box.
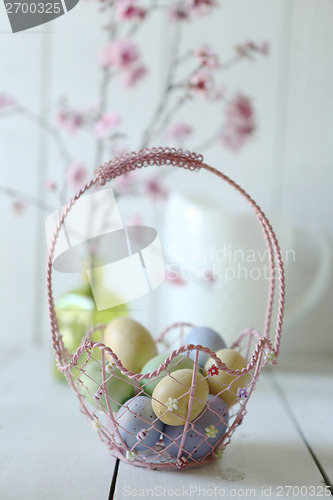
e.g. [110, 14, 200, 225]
[1, 346, 332, 500]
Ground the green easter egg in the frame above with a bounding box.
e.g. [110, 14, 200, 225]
[80, 361, 134, 412]
[140, 353, 195, 396]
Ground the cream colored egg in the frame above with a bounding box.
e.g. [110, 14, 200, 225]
[204, 348, 250, 407]
[103, 317, 157, 373]
[152, 369, 209, 426]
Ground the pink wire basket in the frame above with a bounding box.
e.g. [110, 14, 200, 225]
[47, 148, 285, 471]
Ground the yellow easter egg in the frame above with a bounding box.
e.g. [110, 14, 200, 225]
[204, 349, 250, 407]
[152, 369, 209, 426]
[103, 317, 157, 373]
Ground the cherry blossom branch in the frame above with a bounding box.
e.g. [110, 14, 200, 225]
[194, 128, 222, 152]
[217, 54, 244, 72]
[140, 19, 183, 149]
[95, 6, 117, 168]
[94, 69, 112, 167]
[0, 185, 54, 213]
[7, 104, 72, 166]
[154, 91, 191, 138]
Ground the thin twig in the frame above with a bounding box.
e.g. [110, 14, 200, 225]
[140, 19, 182, 149]
[15, 105, 72, 165]
[154, 92, 191, 138]
[0, 185, 55, 213]
[194, 128, 222, 152]
[217, 54, 244, 71]
[94, 69, 112, 168]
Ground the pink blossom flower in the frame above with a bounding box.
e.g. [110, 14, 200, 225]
[194, 45, 219, 69]
[164, 269, 186, 286]
[115, 0, 145, 21]
[65, 162, 87, 191]
[220, 127, 250, 152]
[189, 0, 215, 7]
[95, 111, 121, 138]
[245, 40, 269, 55]
[145, 176, 168, 202]
[235, 40, 270, 58]
[221, 93, 255, 151]
[165, 122, 193, 142]
[115, 171, 136, 193]
[12, 200, 26, 215]
[100, 38, 139, 69]
[113, 142, 129, 157]
[259, 41, 270, 56]
[189, 70, 213, 97]
[127, 213, 142, 226]
[169, 4, 190, 21]
[203, 269, 216, 283]
[46, 180, 57, 191]
[56, 109, 84, 134]
[83, 99, 100, 113]
[209, 85, 225, 101]
[122, 64, 147, 88]
[0, 93, 15, 110]
[225, 93, 254, 127]
[187, 0, 215, 15]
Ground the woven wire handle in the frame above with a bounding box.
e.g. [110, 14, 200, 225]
[46, 147, 285, 369]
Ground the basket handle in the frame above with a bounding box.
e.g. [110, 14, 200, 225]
[46, 148, 285, 368]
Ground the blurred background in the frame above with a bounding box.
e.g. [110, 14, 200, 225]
[1, 0, 333, 366]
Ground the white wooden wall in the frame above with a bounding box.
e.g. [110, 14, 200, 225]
[1, 0, 332, 356]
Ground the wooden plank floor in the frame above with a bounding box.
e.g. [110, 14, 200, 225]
[1, 348, 332, 499]
[0, 347, 114, 500]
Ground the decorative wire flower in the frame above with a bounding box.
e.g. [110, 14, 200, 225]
[93, 388, 103, 401]
[237, 388, 248, 400]
[265, 350, 276, 362]
[208, 364, 219, 376]
[106, 361, 115, 373]
[215, 448, 224, 459]
[136, 429, 148, 441]
[126, 450, 138, 462]
[176, 456, 187, 469]
[166, 397, 179, 411]
[91, 419, 101, 431]
[205, 424, 218, 438]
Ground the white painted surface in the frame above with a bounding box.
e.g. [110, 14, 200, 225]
[1, 2, 333, 495]
[0, 347, 114, 500]
[275, 354, 333, 482]
[1, 347, 331, 500]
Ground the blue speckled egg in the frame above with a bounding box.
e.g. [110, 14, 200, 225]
[185, 327, 226, 367]
[116, 396, 164, 452]
[163, 395, 229, 460]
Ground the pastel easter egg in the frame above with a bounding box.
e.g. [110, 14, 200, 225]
[204, 349, 250, 406]
[103, 317, 157, 373]
[140, 353, 195, 396]
[116, 396, 164, 452]
[163, 394, 229, 459]
[80, 361, 134, 413]
[152, 369, 209, 426]
[185, 327, 226, 367]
